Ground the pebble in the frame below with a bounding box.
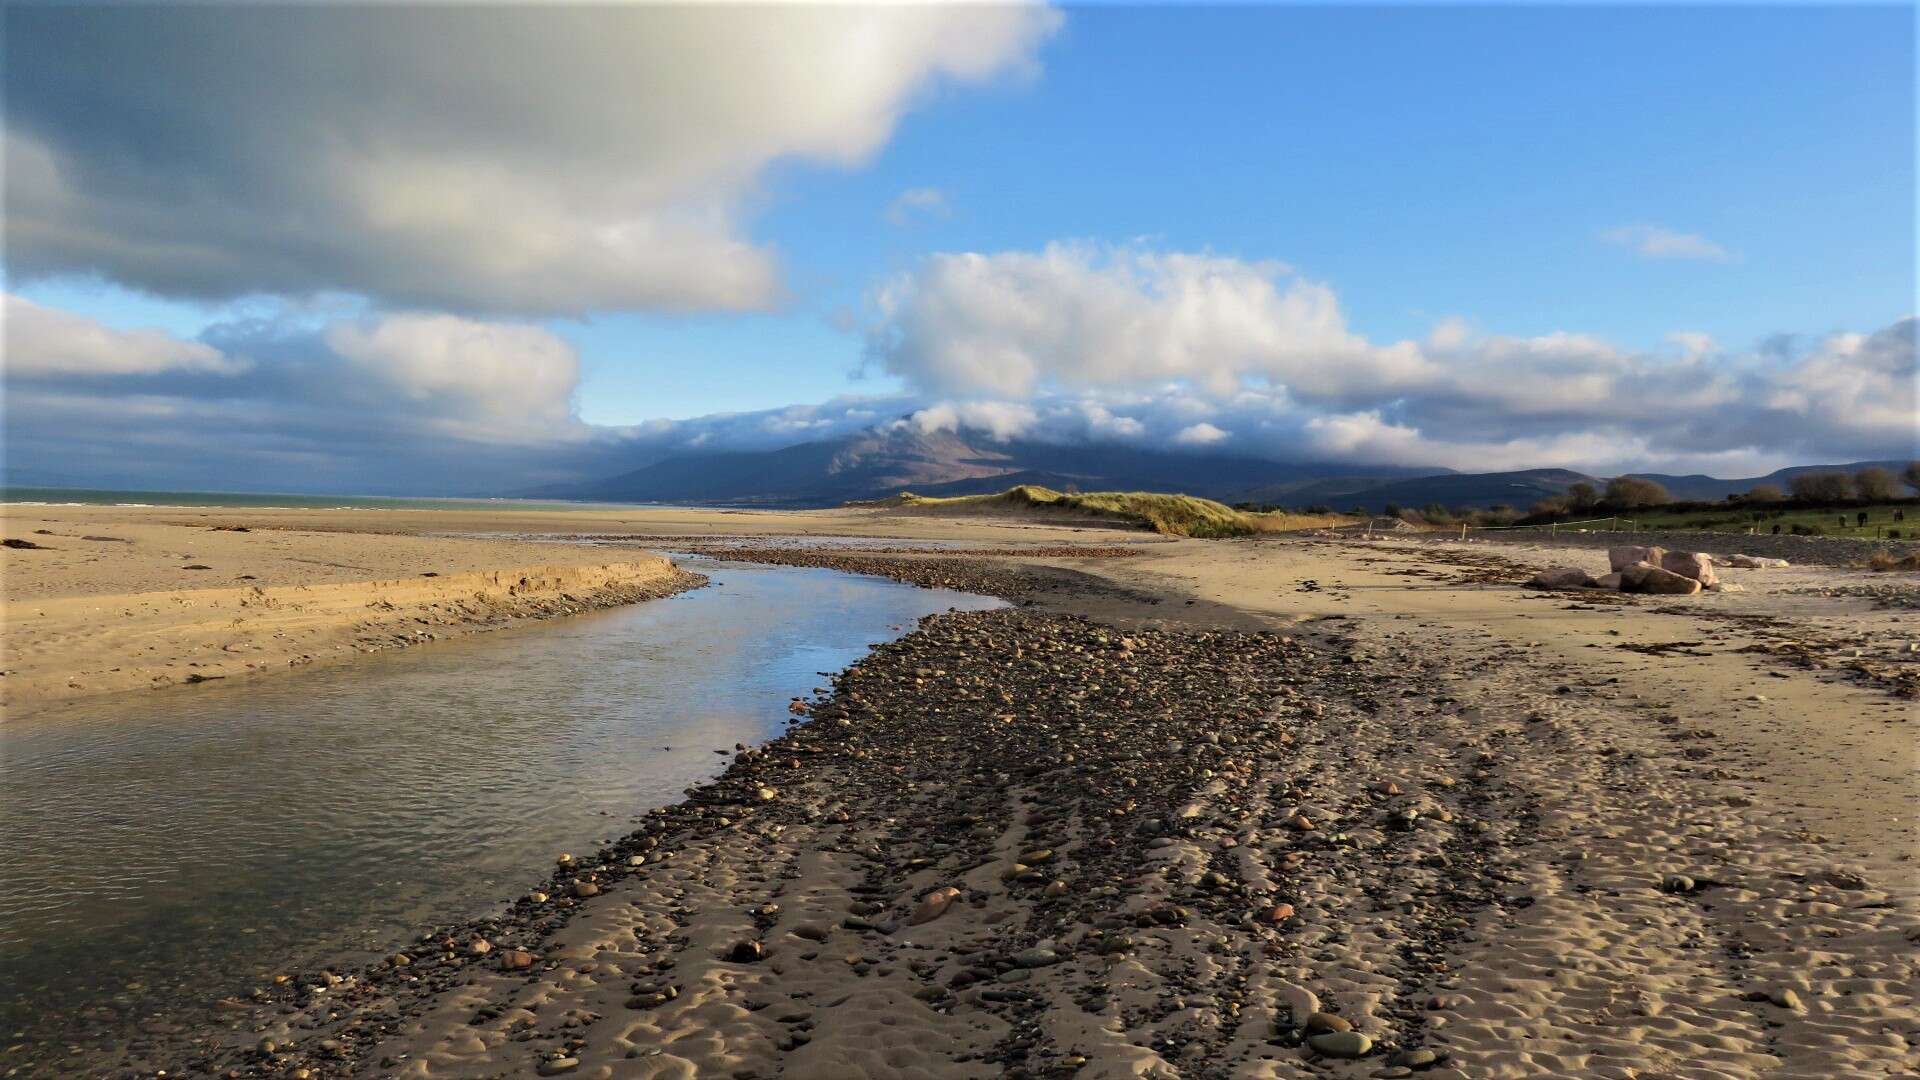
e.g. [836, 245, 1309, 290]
[909, 886, 962, 925]
[1014, 947, 1062, 967]
[1306, 1011, 1352, 1033]
[1767, 987, 1804, 1010]
[1307, 1030, 1374, 1058]
[536, 1056, 580, 1075]
[1660, 873, 1695, 894]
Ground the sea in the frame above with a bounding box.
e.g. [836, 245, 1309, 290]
[0, 486, 678, 512]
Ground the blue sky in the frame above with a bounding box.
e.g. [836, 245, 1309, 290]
[5, 3, 1914, 491]
[533, 6, 1919, 423]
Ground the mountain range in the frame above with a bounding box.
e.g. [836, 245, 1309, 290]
[530, 423, 1907, 512]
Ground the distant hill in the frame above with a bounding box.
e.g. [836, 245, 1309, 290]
[1273, 459, 1914, 513]
[1623, 461, 1913, 502]
[1256, 469, 1596, 513]
[535, 423, 1439, 507]
[532, 423, 1909, 513]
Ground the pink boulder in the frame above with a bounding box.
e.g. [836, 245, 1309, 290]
[1609, 545, 1668, 572]
[1621, 562, 1702, 595]
[1660, 551, 1717, 586]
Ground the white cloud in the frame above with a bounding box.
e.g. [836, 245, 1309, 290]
[1765, 321, 1919, 447]
[865, 243, 1404, 399]
[1667, 330, 1717, 359]
[885, 187, 953, 226]
[1601, 224, 1731, 262]
[859, 242, 1913, 471]
[904, 400, 1039, 441]
[3, 293, 247, 378]
[324, 314, 581, 441]
[4, 4, 1059, 316]
[1174, 422, 1230, 446]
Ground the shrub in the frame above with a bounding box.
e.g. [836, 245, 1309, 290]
[1790, 523, 1826, 536]
[1853, 467, 1899, 501]
[1790, 472, 1854, 502]
[1867, 550, 1920, 572]
[1565, 482, 1599, 510]
[1604, 476, 1673, 508]
[1743, 484, 1784, 503]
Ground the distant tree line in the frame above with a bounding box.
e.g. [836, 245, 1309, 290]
[1231, 463, 1920, 528]
[1523, 462, 1920, 522]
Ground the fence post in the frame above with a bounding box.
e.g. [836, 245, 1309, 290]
[1460, 523, 1467, 540]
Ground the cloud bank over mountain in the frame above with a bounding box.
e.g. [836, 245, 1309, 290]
[6, 286, 1911, 494]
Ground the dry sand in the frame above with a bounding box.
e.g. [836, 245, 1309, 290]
[4, 503, 1915, 1079]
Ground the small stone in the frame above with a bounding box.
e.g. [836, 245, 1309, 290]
[626, 987, 678, 1009]
[1014, 946, 1061, 968]
[499, 950, 536, 971]
[1660, 873, 1695, 894]
[910, 887, 962, 925]
[1307, 1030, 1373, 1058]
[1767, 987, 1805, 1010]
[755, 786, 778, 801]
[1263, 903, 1296, 923]
[467, 938, 492, 955]
[1286, 814, 1315, 832]
[537, 1057, 580, 1076]
[571, 880, 601, 898]
[726, 940, 765, 963]
[1394, 1048, 1440, 1067]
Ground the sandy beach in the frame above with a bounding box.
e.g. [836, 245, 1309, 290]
[3, 504, 1915, 1079]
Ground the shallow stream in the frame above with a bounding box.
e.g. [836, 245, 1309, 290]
[0, 558, 1000, 1062]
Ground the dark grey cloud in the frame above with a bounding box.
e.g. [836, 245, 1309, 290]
[3, 3, 1057, 316]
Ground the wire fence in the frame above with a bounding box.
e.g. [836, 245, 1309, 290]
[1329, 515, 1637, 540]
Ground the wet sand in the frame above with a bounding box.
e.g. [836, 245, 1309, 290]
[2, 505, 1915, 1079]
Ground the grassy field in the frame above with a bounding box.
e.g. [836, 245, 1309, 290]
[1610, 501, 1915, 539]
[863, 485, 1352, 538]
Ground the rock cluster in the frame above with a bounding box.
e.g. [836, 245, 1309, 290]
[1524, 545, 1764, 596]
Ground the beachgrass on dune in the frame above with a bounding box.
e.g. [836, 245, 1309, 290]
[861, 484, 1350, 538]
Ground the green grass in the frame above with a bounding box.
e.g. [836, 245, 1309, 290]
[859, 484, 1279, 538]
[1610, 502, 1914, 540]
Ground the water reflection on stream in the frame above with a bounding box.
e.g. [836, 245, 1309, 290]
[0, 558, 1001, 1061]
